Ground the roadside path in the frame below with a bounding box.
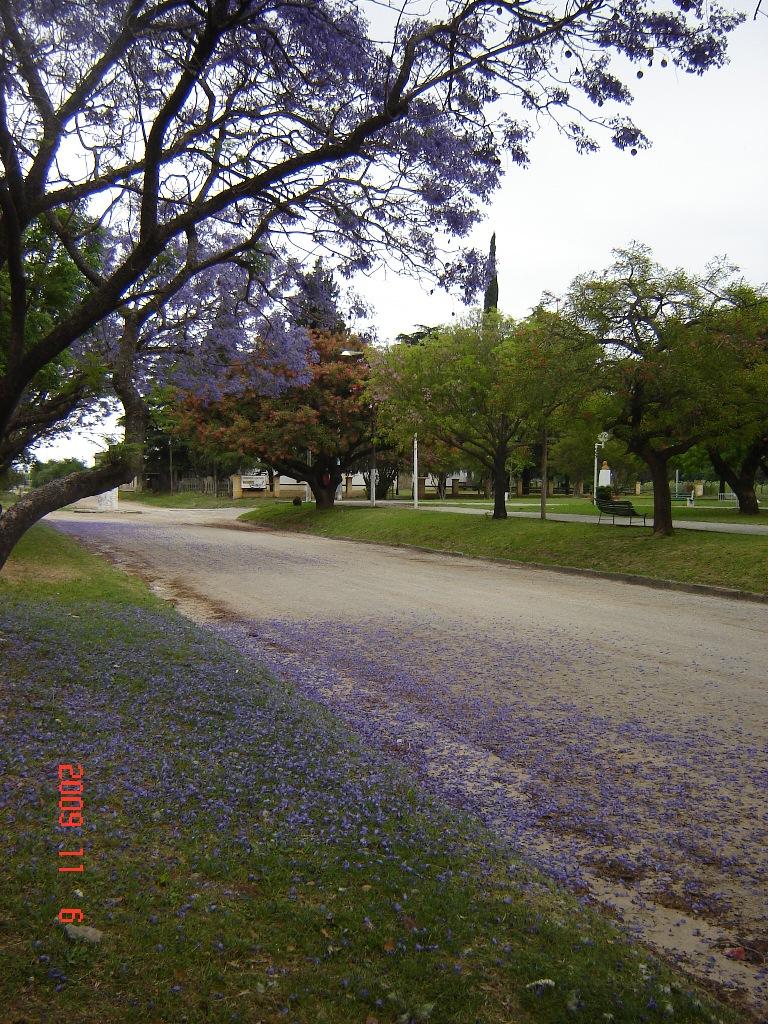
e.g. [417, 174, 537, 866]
[49, 505, 768, 1015]
[341, 499, 768, 535]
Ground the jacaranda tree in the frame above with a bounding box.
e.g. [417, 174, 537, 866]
[0, 0, 743, 565]
[0, 215, 109, 473]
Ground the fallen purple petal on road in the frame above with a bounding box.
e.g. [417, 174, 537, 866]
[38, 517, 768, 1011]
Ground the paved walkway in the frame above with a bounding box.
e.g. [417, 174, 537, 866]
[341, 499, 768, 535]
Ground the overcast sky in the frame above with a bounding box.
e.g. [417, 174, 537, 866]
[362, 7, 768, 336]
[35, 5, 767, 464]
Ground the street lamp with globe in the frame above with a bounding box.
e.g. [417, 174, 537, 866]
[593, 432, 610, 505]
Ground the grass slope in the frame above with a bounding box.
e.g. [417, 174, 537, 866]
[391, 496, 767, 526]
[240, 504, 768, 595]
[0, 527, 738, 1023]
[119, 490, 274, 509]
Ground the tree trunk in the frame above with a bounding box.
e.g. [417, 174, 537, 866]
[0, 323, 149, 570]
[540, 427, 548, 521]
[642, 448, 673, 536]
[307, 463, 342, 509]
[376, 465, 397, 500]
[0, 461, 134, 569]
[491, 450, 508, 520]
[312, 484, 336, 509]
[521, 466, 531, 495]
[363, 465, 395, 500]
[738, 486, 760, 515]
[707, 446, 762, 515]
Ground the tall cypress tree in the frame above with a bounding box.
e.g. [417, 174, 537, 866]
[483, 233, 499, 313]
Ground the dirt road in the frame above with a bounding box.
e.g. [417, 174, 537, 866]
[50, 505, 768, 1013]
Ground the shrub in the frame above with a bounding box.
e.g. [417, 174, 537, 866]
[30, 458, 87, 488]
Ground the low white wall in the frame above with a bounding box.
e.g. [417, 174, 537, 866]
[69, 488, 119, 512]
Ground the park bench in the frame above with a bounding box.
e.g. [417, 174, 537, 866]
[595, 498, 647, 526]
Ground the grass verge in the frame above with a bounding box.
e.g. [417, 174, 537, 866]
[392, 496, 767, 525]
[240, 504, 768, 595]
[0, 526, 741, 1024]
[119, 490, 275, 509]
[119, 490, 766, 524]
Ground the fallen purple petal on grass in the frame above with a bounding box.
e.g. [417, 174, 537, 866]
[12, 517, 768, 1014]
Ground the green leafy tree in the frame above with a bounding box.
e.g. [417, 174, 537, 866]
[378, 309, 593, 520]
[171, 332, 376, 509]
[0, 464, 27, 490]
[420, 439, 465, 499]
[548, 414, 599, 494]
[395, 326, 439, 347]
[30, 458, 88, 488]
[671, 445, 715, 483]
[562, 245, 764, 535]
[375, 312, 528, 519]
[549, 410, 646, 496]
[703, 296, 768, 513]
[139, 391, 242, 491]
[599, 439, 646, 494]
[0, 216, 107, 474]
[706, 433, 768, 513]
[483, 233, 499, 314]
[376, 308, 598, 519]
[508, 310, 600, 517]
[359, 455, 399, 501]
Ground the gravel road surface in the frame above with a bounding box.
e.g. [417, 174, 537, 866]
[49, 505, 768, 1014]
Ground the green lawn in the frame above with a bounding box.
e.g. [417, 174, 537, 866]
[397, 495, 766, 525]
[240, 503, 768, 594]
[119, 489, 278, 509]
[118, 489, 766, 525]
[0, 526, 740, 1024]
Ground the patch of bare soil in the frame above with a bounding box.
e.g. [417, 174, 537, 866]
[149, 576, 232, 622]
[0, 562, 81, 584]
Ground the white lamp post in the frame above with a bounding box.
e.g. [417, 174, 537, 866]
[593, 431, 610, 505]
[370, 441, 376, 508]
[413, 433, 419, 509]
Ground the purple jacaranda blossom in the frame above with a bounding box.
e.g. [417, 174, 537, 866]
[10, 514, 768, 1016]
